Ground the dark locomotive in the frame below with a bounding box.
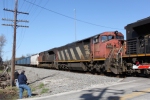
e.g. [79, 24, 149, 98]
[123, 16, 150, 76]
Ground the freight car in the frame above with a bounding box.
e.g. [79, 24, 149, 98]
[15, 54, 39, 66]
[122, 16, 150, 76]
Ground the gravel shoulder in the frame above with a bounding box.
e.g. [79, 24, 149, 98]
[15, 65, 123, 98]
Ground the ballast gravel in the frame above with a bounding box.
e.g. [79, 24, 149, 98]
[15, 65, 122, 97]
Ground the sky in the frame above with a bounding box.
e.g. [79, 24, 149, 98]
[0, 0, 150, 61]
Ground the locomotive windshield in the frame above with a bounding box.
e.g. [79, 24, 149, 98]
[101, 36, 108, 42]
[108, 36, 114, 40]
[102, 35, 114, 42]
[116, 36, 124, 40]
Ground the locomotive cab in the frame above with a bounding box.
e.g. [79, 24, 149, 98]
[92, 31, 125, 74]
[92, 31, 125, 59]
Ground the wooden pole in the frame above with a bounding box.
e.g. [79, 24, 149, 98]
[11, 0, 18, 87]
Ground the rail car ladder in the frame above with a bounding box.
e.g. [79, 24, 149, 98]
[117, 46, 123, 66]
[108, 48, 115, 62]
[105, 46, 123, 74]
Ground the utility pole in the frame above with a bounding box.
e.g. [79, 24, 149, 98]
[2, 0, 29, 87]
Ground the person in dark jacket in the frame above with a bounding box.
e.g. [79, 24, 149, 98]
[18, 70, 32, 99]
[14, 70, 19, 79]
[14, 70, 19, 87]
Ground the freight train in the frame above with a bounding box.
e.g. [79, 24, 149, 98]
[16, 16, 150, 76]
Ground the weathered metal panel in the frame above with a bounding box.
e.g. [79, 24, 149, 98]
[21, 59, 24, 64]
[39, 49, 56, 63]
[18, 59, 21, 64]
[21, 57, 30, 65]
[68, 62, 87, 71]
[61, 50, 65, 60]
[56, 39, 91, 61]
[65, 49, 71, 60]
[57, 47, 68, 61]
[31, 54, 39, 66]
[59, 49, 63, 60]
[72, 46, 80, 60]
[43, 51, 55, 62]
[16, 60, 20, 64]
[63, 48, 68, 61]
[57, 51, 62, 60]
[38, 52, 44, 62]
[26, 57, 30, 65]
[76, 41, 91, 60]
[76, 46, 84, 60]
[49, 54, 55, 61]
[83, 43, 91, 59]
[43, 51, 50, 61]
[69, 47, 77, 60]
[67, 45, 73, 60]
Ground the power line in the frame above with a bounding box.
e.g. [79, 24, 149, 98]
[31, 0, 49, 23]
[28, 0, 43, 22]
[27, 0, 37, 14]
[24, 0, 124, 30]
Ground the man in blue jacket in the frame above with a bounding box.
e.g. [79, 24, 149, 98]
[18, 70, 32, 99]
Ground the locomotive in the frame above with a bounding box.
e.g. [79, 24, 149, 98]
[16, 31, 125, 74]
[16, 16, 150, 76]
[123, 16, 150, 76]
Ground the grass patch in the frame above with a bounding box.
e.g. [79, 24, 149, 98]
[41, 88, 49, 94]
[0, 70, 3, 73]
[0, 87, 18, 100]
[37, 83, 49, 94]
[30, 85, 37, 92]
[38, 83, 44, 89]
[31, 87, 36, 92]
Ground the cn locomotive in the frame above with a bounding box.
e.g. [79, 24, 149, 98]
[16, 16, 150, 76]
[16, 31, 126, 74]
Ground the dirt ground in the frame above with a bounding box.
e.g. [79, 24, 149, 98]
[0, 87, 18, 100]
[0, 65, 18, 100]
[14, 65, 121, 99]
[0, 65, 122, 100]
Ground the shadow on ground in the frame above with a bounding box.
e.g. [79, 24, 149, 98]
[29, 74, 56, 85]
[80, 87, 125, 100]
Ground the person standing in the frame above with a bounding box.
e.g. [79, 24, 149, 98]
[18, 70, 32, 99]
[14, 70, 19, 87]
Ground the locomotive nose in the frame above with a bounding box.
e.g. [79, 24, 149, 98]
[118, 40, 125, 45]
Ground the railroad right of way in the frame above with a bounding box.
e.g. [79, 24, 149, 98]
[15, 65, 123, 98]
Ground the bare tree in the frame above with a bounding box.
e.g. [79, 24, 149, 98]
[0, 34, 6, 63]
[26, 53, 33, 57]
